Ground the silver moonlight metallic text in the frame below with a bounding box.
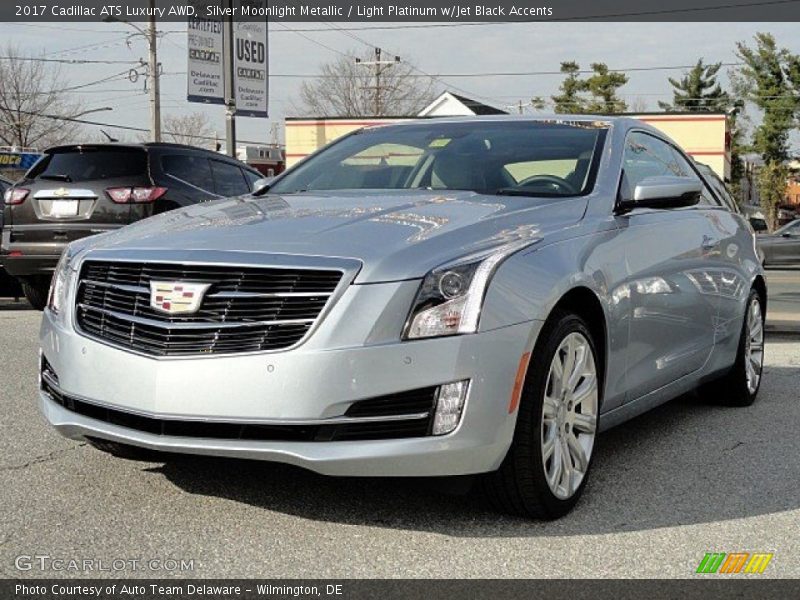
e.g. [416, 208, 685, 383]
[39, 117, 766, 518]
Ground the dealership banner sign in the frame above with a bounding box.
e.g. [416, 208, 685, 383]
[0, 151, 42, 170]
[187, 1, 268, 117]
[3, 0, 800, 21]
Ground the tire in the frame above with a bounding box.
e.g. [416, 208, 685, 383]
[86, 437, 157, 461]
[708, 289, 765, 407]
[482, 309, 601, 519]
[20, 278, 49, 311]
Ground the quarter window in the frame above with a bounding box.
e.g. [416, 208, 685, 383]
[210, 160, 250, 196]
[162, 155, 215, 193]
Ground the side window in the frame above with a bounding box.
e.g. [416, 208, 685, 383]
[701, 170, 736, 210]
[162, 155, 215, 194]
[622, 132, 689, 200]
[210, 160, 250, 196]
[621, 132, 715, 206]
[668, 151, 721, 207]
[242, 169, 261, 187]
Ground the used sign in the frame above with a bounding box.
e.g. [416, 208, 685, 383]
[187, 1, 269, 118]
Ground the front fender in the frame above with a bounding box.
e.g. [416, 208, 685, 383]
[480, 233, 617, 331]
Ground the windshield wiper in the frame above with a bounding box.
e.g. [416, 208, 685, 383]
[495, 188, 566, 198]
[39, 174, 73, 182]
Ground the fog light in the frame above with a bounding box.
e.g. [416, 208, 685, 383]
[432, 380, 470, 436]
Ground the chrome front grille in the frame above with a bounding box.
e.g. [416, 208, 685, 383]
[75, 260, 343, 357]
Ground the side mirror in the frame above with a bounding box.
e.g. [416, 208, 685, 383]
[618, 176, 702, 213]
[252, 177, 274, 195]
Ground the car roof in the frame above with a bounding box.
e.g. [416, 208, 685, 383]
[373, 114, 633, 125]
[44, 142, 227, 157]
[357, 114, 680, 153]
[39, 143, 261, 174]
[361, 114, 664, 135]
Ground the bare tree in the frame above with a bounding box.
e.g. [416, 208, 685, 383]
[161, 112, 216, 148]
[629, 96, 649, 113]
[0, 45, 85, 150]
[296, 50, 437, 117]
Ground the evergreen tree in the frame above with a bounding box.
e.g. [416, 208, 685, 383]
[552, 62, 628, 114]
[584, 63, 628, 114]
[732, 33, 798, 162]
[552, 61, 586, 114]
[658, 59, 731, 112]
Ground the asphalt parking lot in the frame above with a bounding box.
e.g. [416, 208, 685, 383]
[1, 271, 799, 579]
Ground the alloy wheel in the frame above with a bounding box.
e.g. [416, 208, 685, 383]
[744, 296, 764, 395]
[541, 332, 599, 500]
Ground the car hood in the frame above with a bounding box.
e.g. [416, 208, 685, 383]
[77, 190, 587, 283]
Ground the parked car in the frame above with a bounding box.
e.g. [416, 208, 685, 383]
[741, 204, 769, 233]
[0, 174, 13, 249]
[0, 174, 23, 298]
[758, 219, 800, 266]
[39, 117, 766, 519]
[1, 143, 263, 309]
[778, 206, 798, 227]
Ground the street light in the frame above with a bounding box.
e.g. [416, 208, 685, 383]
[103, 0, 161, 143]
[73, 107, 114, 119]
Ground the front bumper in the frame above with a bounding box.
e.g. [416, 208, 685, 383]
[39, 303, 541, 477]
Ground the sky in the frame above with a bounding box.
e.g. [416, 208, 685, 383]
[2, 21, 800, 149]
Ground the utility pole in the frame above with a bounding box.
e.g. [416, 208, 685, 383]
[222, 0, 237, 157]
[104, 0, 160, 142]
[356, 48, 400, 116]
[147, 0, 161, 143]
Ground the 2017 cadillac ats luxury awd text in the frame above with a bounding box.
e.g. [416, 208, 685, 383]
[39, 117, 766, 518]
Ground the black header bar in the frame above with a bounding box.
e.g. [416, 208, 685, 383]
[4, 0, 800, 22]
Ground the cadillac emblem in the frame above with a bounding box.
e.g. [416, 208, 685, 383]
[149, 281, 211, 315]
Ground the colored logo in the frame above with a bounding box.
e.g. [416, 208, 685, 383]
[149, 281, 211, 315]
[696, 552, 773, 574]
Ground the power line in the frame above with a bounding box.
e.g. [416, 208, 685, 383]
[44, 38, 132, 58]
[275, 22, 350, 58]
[8, 23, 133, 34]
[0, 54, 750, 78]
[0, 56, 138, 66]
[0, 69, 136, 99]
[263, 62, 745, 79]
[7, 22, 186, 38]
[7, 107, 269, 145]
[313, 21, 505, 106]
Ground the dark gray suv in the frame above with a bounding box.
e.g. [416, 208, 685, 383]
[2, 143, 262, 309]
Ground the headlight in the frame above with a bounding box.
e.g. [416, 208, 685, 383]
[403, 240, 535, 340]
[47, 247, 76, 317]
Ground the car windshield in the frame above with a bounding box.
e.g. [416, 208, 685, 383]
[270, 120, 609, 198]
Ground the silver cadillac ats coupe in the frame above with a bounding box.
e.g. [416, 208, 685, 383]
[39, 117, 766, 518]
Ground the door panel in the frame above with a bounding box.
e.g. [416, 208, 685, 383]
[617, 131, 719, 401]
[621, 211, 718, 400]
[773, 224, 800, 263]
